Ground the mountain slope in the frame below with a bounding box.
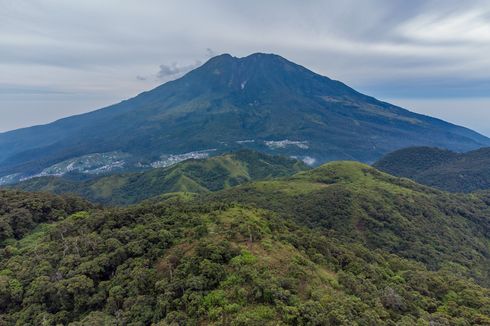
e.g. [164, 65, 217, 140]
[209, 161, 490, 286]
[1, 53, 489, 182]
[0, 164, 489, 324]
[374, 147, 490, 192]
[8, 150, 307, 205]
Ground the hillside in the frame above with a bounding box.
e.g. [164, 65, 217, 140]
[0, 190, 92, 246]
[1, 53, 489, 184]
[0, 163, 489, 324]
[209, 161, 490, 285]
[374, 147, 490, 192]
[8, 151, 307, 205]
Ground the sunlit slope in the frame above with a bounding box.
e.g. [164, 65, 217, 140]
[10, 150, 307, 205]
[210, 161, 490, 285]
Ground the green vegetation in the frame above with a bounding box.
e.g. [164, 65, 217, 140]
[0, 161, 489, 324]
[0, 190, 92, 246]
[374, 146, 490, 192]
[9, 150, 307, 205]
[210, 161, 490, 286]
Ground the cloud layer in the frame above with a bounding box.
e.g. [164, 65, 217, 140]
[1, 0, 489, 134]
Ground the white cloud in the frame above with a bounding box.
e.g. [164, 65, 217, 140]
[398, 8, 490, 43]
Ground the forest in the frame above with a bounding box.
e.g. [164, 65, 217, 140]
[1, 161, 489, 325]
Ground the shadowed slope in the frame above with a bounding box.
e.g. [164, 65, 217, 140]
[375, 147, 490, 192]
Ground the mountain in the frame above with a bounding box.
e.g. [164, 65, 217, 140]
[1, 163, 489, 324]
[7, 150, 307, 205]
[374, 147, 490, 192]
[1, 53, 489, 184]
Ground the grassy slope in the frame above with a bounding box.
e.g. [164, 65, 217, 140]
[9, 150, 308, 205]
[0, 163, 489, 324]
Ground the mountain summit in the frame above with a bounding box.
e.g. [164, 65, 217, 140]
[0, 53, 489, 182]
[175, 53, 359, 97]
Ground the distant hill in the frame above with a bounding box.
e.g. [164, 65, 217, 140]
[8, 150, 307, 205]
[1, 162, 489, 324]
[1, 53, 489, 184]
[374, 147, 490, 192]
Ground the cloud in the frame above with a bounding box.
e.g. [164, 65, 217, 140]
[136, 48, 216, 82]
[396, 7, 490, 44]
[206, 48, 217, 58]
[157, 61, 201, 79]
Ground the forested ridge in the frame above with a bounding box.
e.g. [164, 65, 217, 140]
[0, 162, 489, 325]
[374, 146, 490, 192]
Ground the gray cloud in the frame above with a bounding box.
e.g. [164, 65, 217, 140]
[152, 48, 216, 81]
[0, 0, 489, 135]
[135, 58, 205, 82]
[157, 61, 201, 79]
[206, 48, 217, 58]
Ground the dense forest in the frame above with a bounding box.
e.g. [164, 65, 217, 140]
[374, 147, 490, 193]
[1, 161, 489, 324]
[0, 190, 92, 246]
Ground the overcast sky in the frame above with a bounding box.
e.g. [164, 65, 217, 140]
[1, 0, 490, 135]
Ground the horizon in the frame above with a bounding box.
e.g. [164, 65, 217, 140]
[1, 1, 490, 136]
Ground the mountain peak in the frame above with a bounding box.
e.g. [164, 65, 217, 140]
[243, 52, 288, 61]
[206, 52, 287, 63]
[198, 52, 294, 73]
[183, 52, 357, 98]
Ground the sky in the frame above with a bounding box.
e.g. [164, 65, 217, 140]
[1, 0, 490, 135]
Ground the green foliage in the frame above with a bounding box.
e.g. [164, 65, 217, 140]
[0, 190, 92, 246]
[0, 162, 489, 324]
[375, 146, 490, 192]
[10, 150, 308, 206]
[211, 161, 490, 286]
